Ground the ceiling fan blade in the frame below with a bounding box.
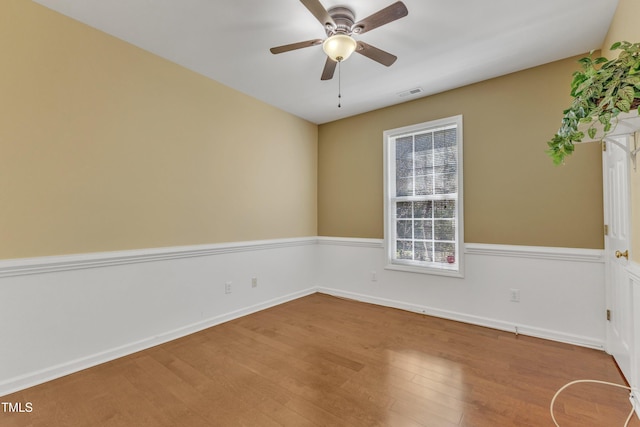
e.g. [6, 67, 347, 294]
[300, 0, 336, 29]
[270, 39, 323, 54]
[352, 1, 408, 35]
[355, 41, 397, 66]
[321, 57, 337, 80]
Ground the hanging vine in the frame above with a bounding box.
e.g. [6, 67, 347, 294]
[547, 41, 640, 164]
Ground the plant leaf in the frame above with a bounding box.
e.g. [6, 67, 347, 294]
[616, 99, 631, 112]
[621, 85, 635, 103]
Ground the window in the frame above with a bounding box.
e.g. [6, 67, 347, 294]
[383, 115, 463, 276]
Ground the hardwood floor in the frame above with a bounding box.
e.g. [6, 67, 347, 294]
[1, 293, 637, 426]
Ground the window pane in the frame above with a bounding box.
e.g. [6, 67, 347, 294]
[397, 220, 412, 239]
[414, 241, 433, 262]
[434, 172, 457, 194]
[434, 242, 455, 263]
[414, 220, 432, 239]
[415, 155, 428, 173]
[413, 201, 433, 218]
[396, 178, 413, 197]
[415, 174, 432, 195]
[396, 158, 413, 179]
[434, 200, 455, 218]
[396, 136, 413, 158]
[396, 137, 414, 197]
[414, 133, 432, 176]
[415, 132, 432, 152]
[434, 220, 455, 241]
[434, 146, 457, 175]
[397, 241, 413, 260]
[434, 128, 456, 149]
[396, 202, 412, 218]
[433, 129, 457, 192]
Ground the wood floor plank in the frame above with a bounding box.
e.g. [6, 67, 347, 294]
[1, 293, 638, 426]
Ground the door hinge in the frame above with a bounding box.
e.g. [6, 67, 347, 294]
[603, 141, 607, 152]
[604, 224, 609, 236]
[607, 309, 611, 321]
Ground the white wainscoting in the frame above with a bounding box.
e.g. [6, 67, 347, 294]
[0, 236, 609, 398]
[0, 238, 317, 397]
[316, 237, 606, 349]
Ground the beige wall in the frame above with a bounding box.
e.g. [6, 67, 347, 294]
[603, 0, 640, 262]
[318, 56, 604, 249]
[6, 0, 630, 259]
[0, 1, 317, 259]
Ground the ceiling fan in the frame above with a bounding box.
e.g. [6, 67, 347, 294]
[270, 0, 408, 80]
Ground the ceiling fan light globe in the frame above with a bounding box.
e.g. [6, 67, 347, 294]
[323, 34, 357, 62]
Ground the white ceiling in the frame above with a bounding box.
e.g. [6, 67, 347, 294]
[34, 0, 619, 124]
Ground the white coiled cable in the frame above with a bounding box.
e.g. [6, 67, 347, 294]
[550, 379, 635, 427]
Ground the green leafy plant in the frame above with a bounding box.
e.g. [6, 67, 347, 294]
[547, 41, 640, 164]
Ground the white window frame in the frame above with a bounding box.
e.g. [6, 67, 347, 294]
[383, 115, 464, 277]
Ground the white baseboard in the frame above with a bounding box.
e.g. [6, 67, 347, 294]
[317, 287, 604, 350]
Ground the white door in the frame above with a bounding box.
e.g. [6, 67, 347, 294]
[603, 135, 632, 382]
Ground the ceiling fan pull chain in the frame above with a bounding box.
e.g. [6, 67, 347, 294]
[338, 60, 342, 108]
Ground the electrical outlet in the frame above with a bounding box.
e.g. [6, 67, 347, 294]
[510, 288, 520, 302]
[225, 281, 232, 294]
[251, 277, 258, 288]
[371, 271, 377, 282]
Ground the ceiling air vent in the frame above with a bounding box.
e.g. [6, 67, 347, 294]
[397, 87, 424, 98]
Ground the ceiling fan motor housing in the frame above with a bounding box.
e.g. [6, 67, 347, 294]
[326, 6, 356, 36]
